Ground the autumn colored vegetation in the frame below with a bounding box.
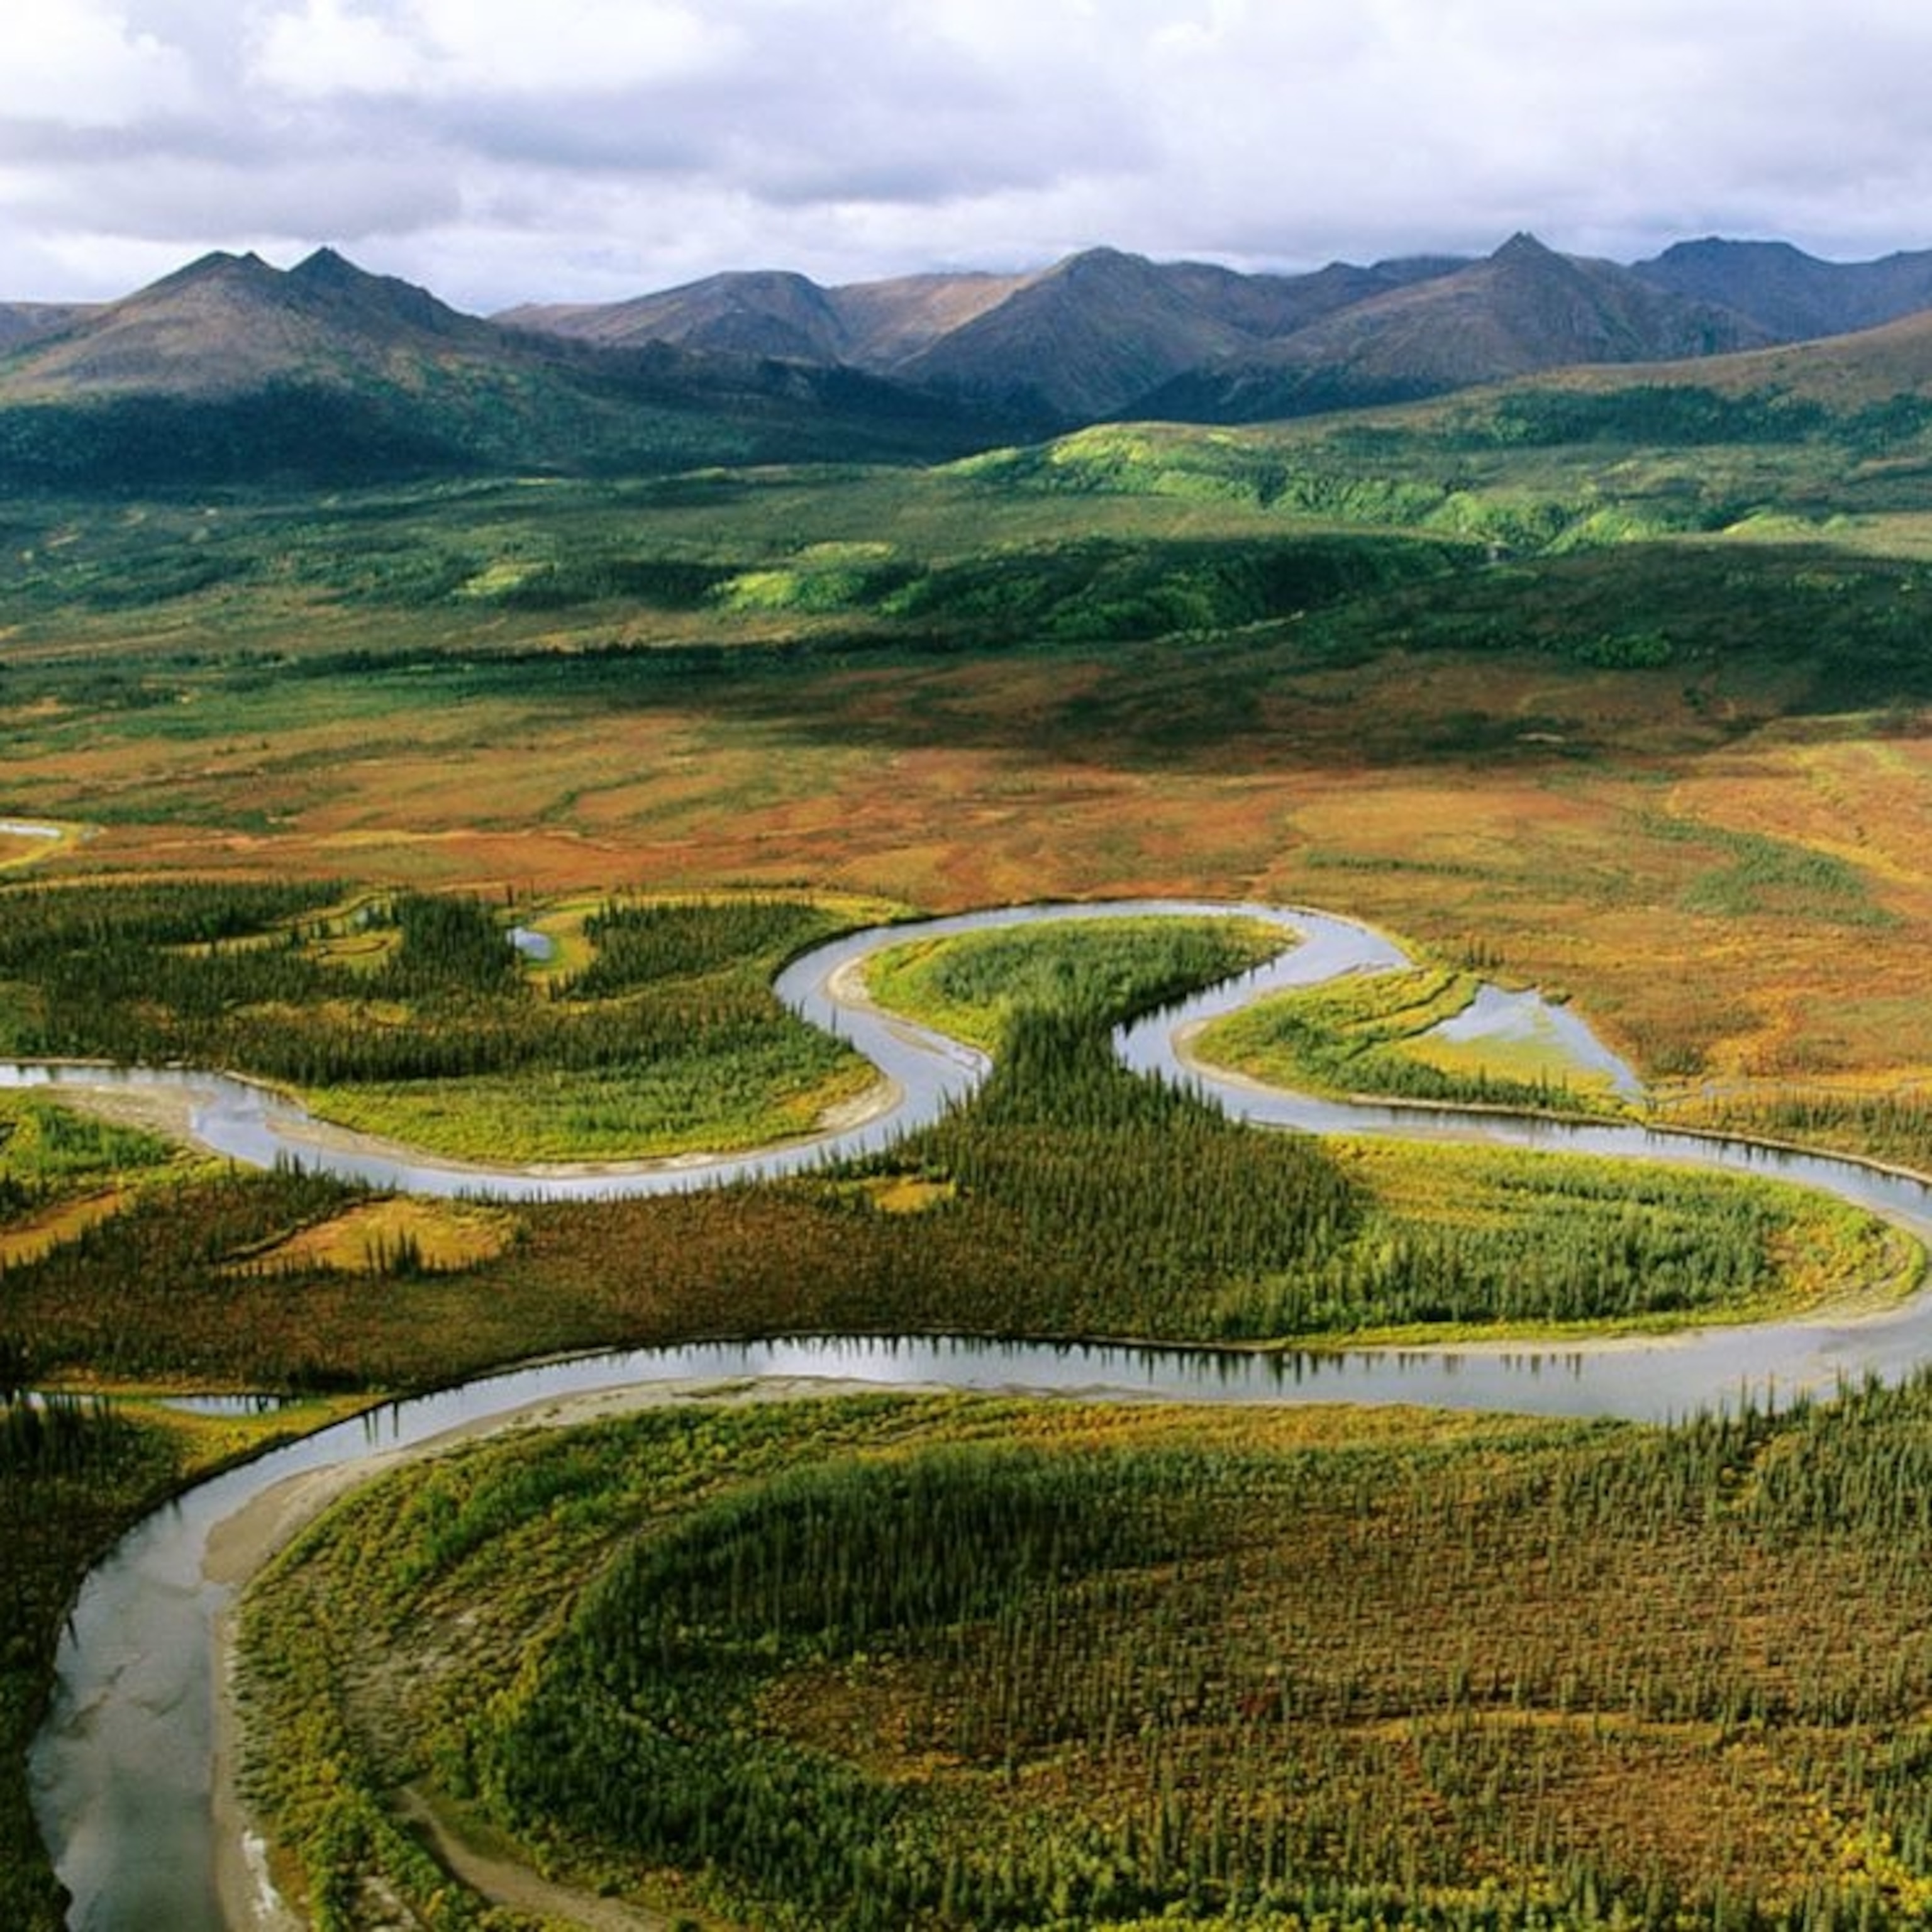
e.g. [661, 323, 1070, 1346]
[1, 991, 1900, 1393]
[0, 879, 877, 1162]
[6, 898, 1914, 1923]
[244, 1382, 1932, 1930]
[9, 376, 1932, 1927]
[862, 915, 1291, 1049]
[1192, 966, 1635, 1115]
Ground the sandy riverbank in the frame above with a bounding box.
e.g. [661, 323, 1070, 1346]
[206, 1374, 938, 1930]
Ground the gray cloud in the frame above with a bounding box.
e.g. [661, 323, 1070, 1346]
[4, 0, 1932, 309]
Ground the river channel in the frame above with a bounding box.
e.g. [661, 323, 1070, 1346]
[25, 900, 1932, 1928]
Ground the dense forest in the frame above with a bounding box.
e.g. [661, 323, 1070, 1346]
[243, 1378, 1932, 1929]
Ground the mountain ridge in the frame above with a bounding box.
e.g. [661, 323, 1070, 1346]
[491, 231, 1932, 425]
[0, 248, 1009, 486]
[1132, 234, 1776, 423]
[9, 231, 1932, 486]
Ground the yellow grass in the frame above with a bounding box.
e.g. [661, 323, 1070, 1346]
[860, 1175, 957, 1215]
[236, 1199, 517, 1275]
[0, 1191, 126, 1267]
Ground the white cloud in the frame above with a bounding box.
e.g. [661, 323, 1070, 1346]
[248, 0, 430, 97]
[4, 0, 1932, 307]
[0, 3, 197, 123]
[248, 0, 742, 99]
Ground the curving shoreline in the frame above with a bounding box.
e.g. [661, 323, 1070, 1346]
[27, 896, 1932, 1930]
[0, 897, 1609, 1197]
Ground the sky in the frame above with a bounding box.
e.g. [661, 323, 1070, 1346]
[6, 0, 1932, 314]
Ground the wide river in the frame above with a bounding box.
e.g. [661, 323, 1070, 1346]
[25, 899, 1932, 1929]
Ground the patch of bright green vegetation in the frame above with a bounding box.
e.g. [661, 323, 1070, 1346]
[244, 1377, 1932, 1931]
[303, 1042, 875, 1167]
[0, 470, 1472, 674]
[864, 915, 1291, 1050]
[1309, 1136, 1911, 1342]
[1194, 966, 1626, 1115]
[0, 1093, 180, 1220]
[1648, 816, 1896, 926]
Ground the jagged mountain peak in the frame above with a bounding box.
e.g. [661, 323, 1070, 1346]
[1491, 231, 1561, 265]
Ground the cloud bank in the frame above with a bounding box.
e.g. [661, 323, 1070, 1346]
[5, 0, 1931, 311]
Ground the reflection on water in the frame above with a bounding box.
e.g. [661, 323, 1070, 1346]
[1424, 980, 1646, 1097]
[153, 1393, 296, 1418]
[24, 898, 1932, 1929]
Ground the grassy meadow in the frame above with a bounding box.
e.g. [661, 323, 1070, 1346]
[8, 374, 1932, 1923]
[7, 423, 1932, 1121]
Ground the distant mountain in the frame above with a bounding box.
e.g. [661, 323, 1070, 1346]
[503, 248, 1467, 422]
[0, 247, 495, 401]
[1134, 235, 1774, 423]
[0, 249, 1006, 487]
[1633, 238, 1932, 343]
[501, 269, 860, 364]
[500, 266, 1035, 370]
[501, 236, 1832, 428]
[888, 247, 1446, 420]
[0, 302, 96, 353]
[9, 230, 1932, 490]
[887, 248, 1258, 419]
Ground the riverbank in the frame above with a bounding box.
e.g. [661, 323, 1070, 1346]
[30, 898, 1932, 1926]
[208, 1373, 945, 1931]
[228, 1375, 1932, 1931]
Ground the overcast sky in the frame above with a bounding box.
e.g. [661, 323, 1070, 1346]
[7, 0, 1932, 313]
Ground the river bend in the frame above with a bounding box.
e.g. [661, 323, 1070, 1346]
[25, 899, 1932, 1928]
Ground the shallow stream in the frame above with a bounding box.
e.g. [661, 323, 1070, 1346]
[25, 899, 1932, 1928]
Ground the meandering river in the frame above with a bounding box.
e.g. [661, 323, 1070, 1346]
[25, 899, 1932, 1928]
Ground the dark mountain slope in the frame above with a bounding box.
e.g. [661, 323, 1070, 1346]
[886, 248, 1265, 419]
[1634, 238, 1932, 342]
[1135, 234, 1775, 422]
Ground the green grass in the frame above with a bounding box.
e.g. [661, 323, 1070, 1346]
[299, 1044, 877, 1165]
[0, 882, 879, 1165]
[0, 1094, 180, 1207]
[1192, 967, 1630, 1115]
[863, 915, 1291, 1050]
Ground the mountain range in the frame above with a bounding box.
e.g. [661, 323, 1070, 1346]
[497, 232, 1932, 422]
[8, 231, 1932, 484]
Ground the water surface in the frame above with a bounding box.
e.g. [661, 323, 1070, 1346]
[26, 897, 1932, 1928]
